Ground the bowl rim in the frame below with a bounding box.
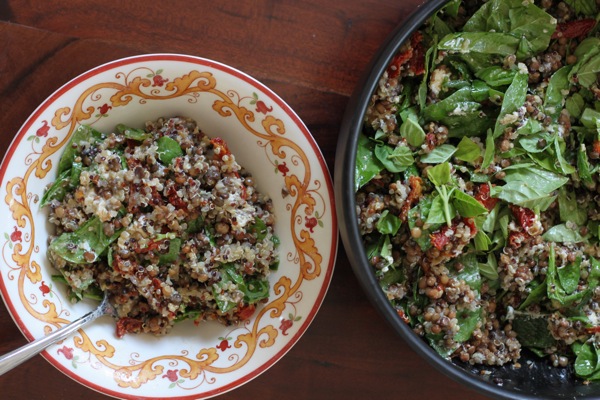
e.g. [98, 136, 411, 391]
[0, 53, 338, 399]
[334, 2, 563, 399]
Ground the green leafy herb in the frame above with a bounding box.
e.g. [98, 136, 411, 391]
[558, 187, 587, 226]
[116, 124, 152, 141]
[48, 216, 123, 264]
[400, 117, 426, 147]
[542, 223, 585, 243]
[158, 238, 182, 265]
[355, 133, 384, 190]
[420, 144, 457, 163]
[376, 210, 402, 235]
[452, 189, 488, 217]
[512, 312, 556, 349]
[58, 125, 103, 174]
[157, 136, 183, 165]
[374, 144, 414, 173]
[454, 136, 481, 162]
[493, 71, 528, 138]
[544, 66, 571, 121]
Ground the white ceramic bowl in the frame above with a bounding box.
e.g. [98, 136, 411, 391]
[0, 54, 337, 399]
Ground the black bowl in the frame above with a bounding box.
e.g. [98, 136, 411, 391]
[334, 1, 600, 399]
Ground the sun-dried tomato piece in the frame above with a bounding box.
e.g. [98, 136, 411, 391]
[552, 18, 597, 39]
[166, 186, 187, 210]
[210, 137, 232, 160]
[510, 205, 536, 231]
[116, 317, 143, 338]
[387, 48, 413, 79]
[407, 31, 425, 76]
[508, 231, 530, 248]
[397, 309, 410, 324]
[399, 176, 423, 221]
[429, 218, 477, 251]
[237, 304, 256, 320]
[430, 225, 451, 251]
[474, 184, 499, 211]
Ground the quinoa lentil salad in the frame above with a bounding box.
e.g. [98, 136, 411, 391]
[356, 0, 600, 381]
[43, 116, 279, 337]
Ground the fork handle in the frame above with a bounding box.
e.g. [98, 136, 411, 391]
[0, 304, 105, 376]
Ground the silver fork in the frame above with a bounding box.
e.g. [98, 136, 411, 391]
[0, 292, 114, 376]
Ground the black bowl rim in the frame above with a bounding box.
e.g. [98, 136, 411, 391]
[333, 1, 586, 399]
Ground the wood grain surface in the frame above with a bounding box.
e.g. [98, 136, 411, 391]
[0, 1, 487, 399]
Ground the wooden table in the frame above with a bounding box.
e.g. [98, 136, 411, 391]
[0, 1, 487, 399]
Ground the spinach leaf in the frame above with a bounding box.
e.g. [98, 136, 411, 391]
[547, 245, 590, 307]
[482, 129, 495, 169]
[558, 187, 587, 226]
[422, 86, 495, 137]
[452, 189, 488, 218]
[48, 216, 123, 264]
[542, 223, 585, 243]
[375, 144, 414, 173]
[157, 136, 183, 165]
[376, 210, 402, 236]
[479, 253, 498, 281]
[249, 217, 269, 241]
[418, 44, 437, 111]
[512, 312, 556, 349]
[557, 256, 582, 294]
[553, 136, 576, 175]
[427, 162, 452, 186]
[492, 181, 557, 211]
[426, 194, 454, 225]
[462, 0, 556, 58]
[213, 264, 244, 312]
[453, 308, 482, 342]
[58, 125, 103, 174]
[569, 39, 600, 88]
[518, 132, 552, 154]
[494, 165, 567, 211]
[518, 279, 547, 310]
[438, 32, 520, 57]
[493, 71, 528, 138]
[243, 277, 270, 304]
[577, 53, 600, 88]
[574, 342, 600, 378]
[482, 202, 501, 233]
[400, 117, 426, 147]
[565, 0, 597, 15]
[453, 253, 482, 291]
[158, 238, 182, 265]
[502, 165, 569, 194]
[581, 108, 600, 130]
[407, 200, 433, 251]
[420, 144, 457, 163]
[454, 136, 481, 162]
[355, 133, 384, 190]
[40, 169, 71, 207]
[116, 124, 152, 141]
[567, 93, 586, 119]
[475, 66, 517, 87]
[544, 66, 571, 121]
[378, 268, 404, 289]
[474, 230, 492, 251]
[214, 264, 270, 309]
[578, 143, 595, 186]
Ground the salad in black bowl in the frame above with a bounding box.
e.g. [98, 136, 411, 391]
[336, 0, 600, 398]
